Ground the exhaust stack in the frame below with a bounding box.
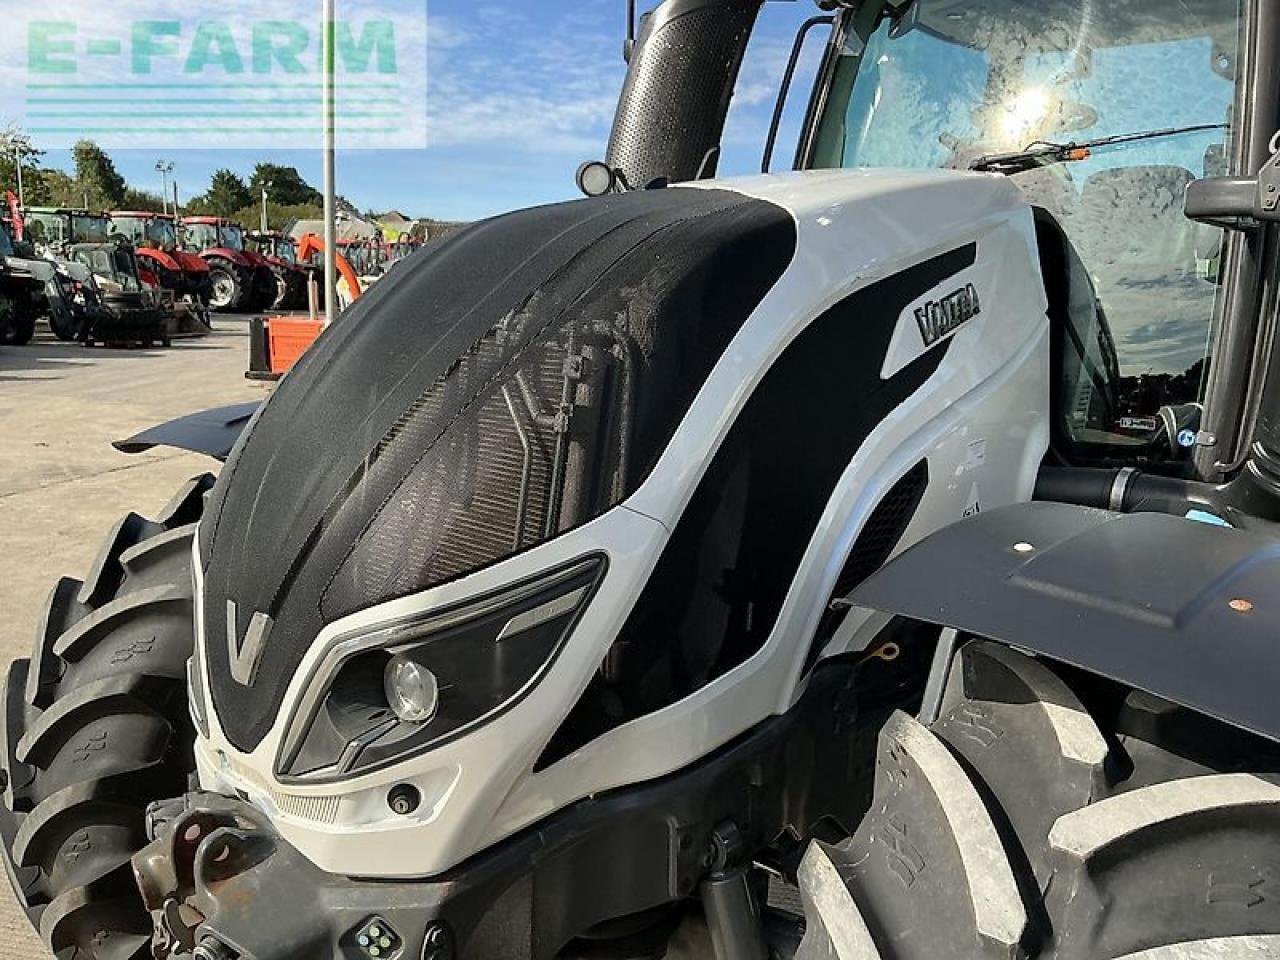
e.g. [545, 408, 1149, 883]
[606, 0, 764, 188]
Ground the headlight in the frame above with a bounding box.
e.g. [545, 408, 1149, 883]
[275, 554, 605, 782]
[384, 655, 440, 724]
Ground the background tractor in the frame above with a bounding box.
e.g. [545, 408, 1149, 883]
[180, 217, 277, 314]
[24, 207, 168, 345]
[109, 211, 213, 335]
[0, 219, 44, 346]
[246, 231, 312, 310]
[4, 1, 1280, 959]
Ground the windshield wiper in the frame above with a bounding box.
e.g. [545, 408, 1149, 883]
[969, 123, 1228, 175]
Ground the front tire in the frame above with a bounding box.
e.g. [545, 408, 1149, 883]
[1, 476, 211, 959]
[1, 299, 37, 346]
[796, 641, 1280, 959]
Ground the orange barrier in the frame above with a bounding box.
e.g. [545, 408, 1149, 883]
[268, 317, 325, 374]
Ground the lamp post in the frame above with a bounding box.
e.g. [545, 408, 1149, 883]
[155, 160, 175, 216]
[13, 147, 24, 209]
[260, 180, 273, 233]
[322, 0, 337, 326]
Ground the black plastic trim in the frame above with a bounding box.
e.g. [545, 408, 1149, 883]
[852, 501, 1280, 744]
[113, 402, 260, 462]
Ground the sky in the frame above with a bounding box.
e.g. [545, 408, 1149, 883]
[26, 0, 824, 222]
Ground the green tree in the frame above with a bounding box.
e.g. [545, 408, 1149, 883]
[201, 169, 253, 217]
[72, 140, 126, 207]
[0, 126, 47, 204]
[231, 200, 324, 234]
[248, 163, 321, 207]
[120, 188, 167, 213]
[37, 170, 83, 207]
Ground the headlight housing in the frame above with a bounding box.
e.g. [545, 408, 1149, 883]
[276, 554, 605, 782]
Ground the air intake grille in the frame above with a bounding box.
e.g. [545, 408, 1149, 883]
[322, 329, 573, 621]
[832, 461, 930, 601]
[805, 460, 931, 669]
[272, 790, 341, 825]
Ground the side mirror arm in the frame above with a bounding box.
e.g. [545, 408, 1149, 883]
[1185, 147, 1280, 231]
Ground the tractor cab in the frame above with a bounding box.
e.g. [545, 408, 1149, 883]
[24, 207, 112, 258]
[605, 0, 1271, 483]
[247, 230, 297, 264]
[795, 0, 1243, 473]
[109, 210, 180, 255]
[182, 217, 245, 255]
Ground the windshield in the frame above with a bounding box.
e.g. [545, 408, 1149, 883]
[73, 247, 142, 291]
[113, 216, 179, 250]
[183, 222, 219, 250]
[809, 0, 1241, 460]
[277, 240, 297, 264]
[26, 213, 64, 248]
[0, 222, 13, 257]
[72, 215, 110, 244]
[219, 224, 245, 250]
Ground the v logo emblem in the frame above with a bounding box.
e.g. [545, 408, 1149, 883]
[225, 599, 273, 686]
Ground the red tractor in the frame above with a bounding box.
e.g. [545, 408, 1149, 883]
[107, 211, 212, 330]
[180, 217, 277, 313]
[246, 230, 313, 310]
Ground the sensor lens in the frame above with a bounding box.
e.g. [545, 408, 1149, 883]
[384, 656, 439, 724]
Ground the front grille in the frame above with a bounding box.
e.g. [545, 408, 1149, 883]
[321, 329, 575, 620]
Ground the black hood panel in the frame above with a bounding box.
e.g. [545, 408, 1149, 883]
[200, 187, 796, 751]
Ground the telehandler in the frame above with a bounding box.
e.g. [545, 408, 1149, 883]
[24, 208, 168, 346]
[108, 212, 213, 335]
[3, 1, 1280, 958]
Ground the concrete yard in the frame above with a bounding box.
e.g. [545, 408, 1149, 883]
[0, 319, 264, 957]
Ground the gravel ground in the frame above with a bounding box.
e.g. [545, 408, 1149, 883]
[0, 318, 265, 957]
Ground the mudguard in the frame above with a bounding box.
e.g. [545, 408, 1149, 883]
[175, 250, 211, 274]
[850, 502, 1280, 743]
[203, 247, 252, 268]
[135, 248, 183, 273]
[114, 402, 259, 461]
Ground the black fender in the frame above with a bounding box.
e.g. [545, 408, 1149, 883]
[113, 401, 259, 461]
[849, 501, 1280, 744]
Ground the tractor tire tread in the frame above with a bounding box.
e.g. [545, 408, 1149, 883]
[0, 479, 208, 959]
[797, 641, 1280, 960]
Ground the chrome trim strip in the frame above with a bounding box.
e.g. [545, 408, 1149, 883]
[276, 556, 601, 778]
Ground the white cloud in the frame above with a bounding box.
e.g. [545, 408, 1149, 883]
[423, 4, 622, 155]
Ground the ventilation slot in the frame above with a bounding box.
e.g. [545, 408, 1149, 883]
[805, 460, 930, 670]
[233, 761, 342, 825]
[270, 790, 342, 825]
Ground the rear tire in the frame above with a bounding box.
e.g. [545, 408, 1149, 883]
[1, 475, 211, 960]
[207, 259, 242, 313]
[796, 641, 1280, 959]
[47, 309, 78, 343]
[1, 301, 37, 346]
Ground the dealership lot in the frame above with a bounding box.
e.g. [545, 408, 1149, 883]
[0, 321, 259, 959]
